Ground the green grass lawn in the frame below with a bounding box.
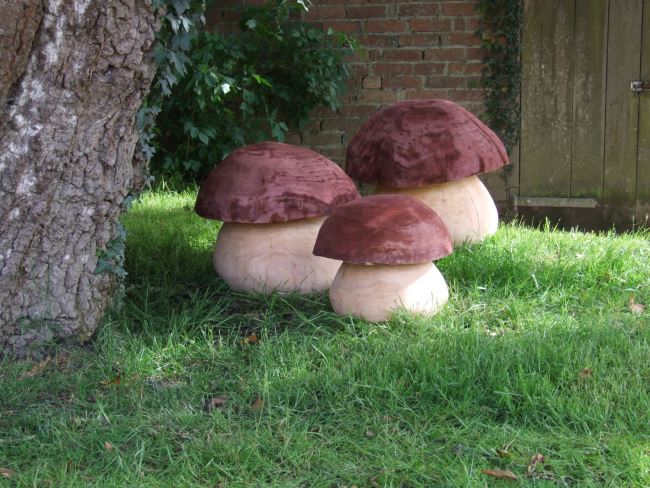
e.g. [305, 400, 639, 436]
[1, 189, 649, 487]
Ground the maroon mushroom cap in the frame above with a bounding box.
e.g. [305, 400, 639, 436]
[313, 194, 453, 265]
[195, 142, 361, 223]
[345, 99, 509, 188]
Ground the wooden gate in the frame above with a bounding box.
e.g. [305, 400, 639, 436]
[518, 0, 650, 230]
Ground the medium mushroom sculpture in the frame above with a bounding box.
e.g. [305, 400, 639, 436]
[345, 99, 509, 245]
[313, 194, 453, 322]
[195, 141, 360, 294]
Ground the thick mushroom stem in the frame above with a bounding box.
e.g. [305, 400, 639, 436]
[377, 175, 498, 245]
[213, 217, 340, 294]
[329, 262, 449, 322]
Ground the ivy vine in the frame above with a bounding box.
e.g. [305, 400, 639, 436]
[150, 0, 356, 180]
[476, 0, 523, 155]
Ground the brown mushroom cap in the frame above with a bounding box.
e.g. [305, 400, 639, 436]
[345, 99, 509, 188]
[195, 142, 361, 223]
[313, 194, 453, 265]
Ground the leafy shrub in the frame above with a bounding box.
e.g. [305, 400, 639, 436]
[150, 0, 356, 180]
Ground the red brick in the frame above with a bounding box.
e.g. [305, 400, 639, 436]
[301, 131, 343, 146]
[441, 2, 477, 16]
[425, 76, 467, 89]
[425, 47, 466, 61]
[362, 76, 382, 89]
[318, 147, 346, 165]
[448, 89, 484, 102]
[347, 49, 367, 62]
[346, 5, 387, 18]
[305, 5, 346, 20]
[455, 16, 483, 32]
[284, 132, 302, 146]
[409, 19, 452, 32]
[444, 32, 482, 46]
[310, 107, 339, 120]
[448, 62, 484, 75]
[372, 63, 413, 75]
[356, 34, 400, 48]
[321, 118, 365, 131]
[355, 89, 401, 103]
[382, 49, 424, 61]
[465, 47, 484, 60]
[338, 104, 380, 118]
[322, 20, 361, 33]
[381, 76, 424, 89]
[365, 19, 408, 33]
[350, 64, 370, 78]
[413, 62, 447, 75]
[404, 88, 451, 100]
[368, 49, 381, 61]
[397, 3, 440, 17]
[399, 34, 443, 47]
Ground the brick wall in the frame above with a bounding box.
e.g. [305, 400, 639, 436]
[206, 1, 507, 202]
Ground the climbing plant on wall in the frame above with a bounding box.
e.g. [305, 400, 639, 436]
[476, 0, 523, 155]
[150, 0, 356, 180]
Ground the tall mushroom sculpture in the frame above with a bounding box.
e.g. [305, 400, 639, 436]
[313, 194, 453, 322]
[195, 141, 360, 294]
[345, 99, 509, 245]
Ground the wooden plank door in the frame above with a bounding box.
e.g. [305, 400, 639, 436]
[520, 0, 575, 199]
[603, 0, 644, 228]
[519, 0, 648, 230]
[638, 2, 650, 226]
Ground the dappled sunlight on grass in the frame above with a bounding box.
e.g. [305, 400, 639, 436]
[1, 189, 649, 486]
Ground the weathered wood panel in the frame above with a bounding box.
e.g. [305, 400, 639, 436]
[520, 0, 575, 197]
[603, 0, 643, 229]
[570, 0, 609, 229]
[636, 0, 650, 226]
[571, 0, 608, 198]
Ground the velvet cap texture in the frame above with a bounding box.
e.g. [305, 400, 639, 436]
[313, 194, 453, 265]
[195, 141, 361, 223]
[345, 99, 509, 188]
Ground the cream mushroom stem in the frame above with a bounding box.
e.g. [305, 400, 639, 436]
[213, 217, 341, 294]
[328, 261, 449, 322]
[376, 175, 498, 245]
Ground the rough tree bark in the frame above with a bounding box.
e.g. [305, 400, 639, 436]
[0, 0, 158, 357]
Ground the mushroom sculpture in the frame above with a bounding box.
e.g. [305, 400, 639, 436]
[345, 99, 509, 245]
[313, 194, 453, 322]
[195, 141, 360, 294]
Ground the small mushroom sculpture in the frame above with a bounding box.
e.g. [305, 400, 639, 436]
[345, 99, 509, 245]
[195, 141, 360, 294]
[313, 194, 453, 322]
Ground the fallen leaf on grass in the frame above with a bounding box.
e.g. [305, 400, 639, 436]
[242, 332, 259, 345]
[482, 469, 518, 481]
[104, 441, 113, 451]
[204, 396, 227, 412]
[19, 356, 51, 379]
[527, 454, 545, 476]
[0, 468, 15, 478]
[629, 296, 645, 314]
[579, 368, 592, 378]
[526, 453, 556, 480]
[251, 396, 264, 411]
[100, 374, 121, 386]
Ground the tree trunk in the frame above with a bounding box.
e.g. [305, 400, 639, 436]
[0, 0, 157, 357]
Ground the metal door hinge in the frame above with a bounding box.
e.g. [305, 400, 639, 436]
[631, 80, 650, 94]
